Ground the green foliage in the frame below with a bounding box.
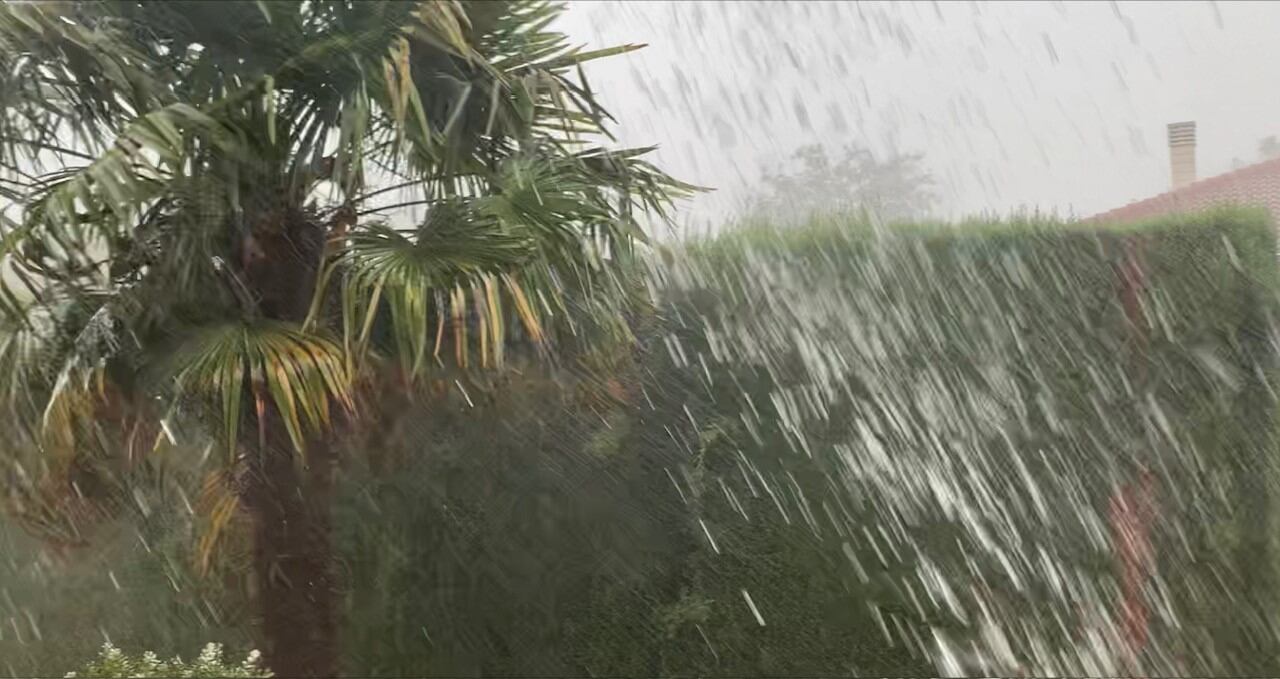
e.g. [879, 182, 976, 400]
[5, 205, 1279, 677]
[655, 204, 1280, 675]
[331, 363, 679, 675]
[748, 144, 936, 224]
[168, 321, 353, 457]
[0, 0, 694, 518]
[68, 642, 269, 678]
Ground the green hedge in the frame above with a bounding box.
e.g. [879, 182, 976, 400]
[651, 205, 1280, 676]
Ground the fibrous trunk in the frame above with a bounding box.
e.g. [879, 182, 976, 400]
[243, 425, 338, 677]
[240, 209, 338, 676]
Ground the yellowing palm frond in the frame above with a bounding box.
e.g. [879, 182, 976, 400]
[195, 469, 243, 576]
[170, 321, 353, 458]
[0, 318, 48, 441]
[340, 200, 540, 375]
[39, 366, 99, 461]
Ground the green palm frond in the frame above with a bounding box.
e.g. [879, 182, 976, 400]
[0, 316, 52, 445]
[568, 145, 704, 223]
[340, 199, 537, 374]
[354, 201, 535, 278]
[478, 151, 685, 328]
[0, 2, 172, 164]
[19, 103, 239, 276]
[170, 321, 353, 457]
[409, 1, 480, 61]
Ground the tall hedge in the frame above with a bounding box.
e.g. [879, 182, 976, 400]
[650, 206, 1280, 676]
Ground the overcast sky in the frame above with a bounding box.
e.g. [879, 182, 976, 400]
[558, 1, 1280, 233]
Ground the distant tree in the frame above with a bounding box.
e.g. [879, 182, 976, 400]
[750, 144, 935, 224]
[1230, 135, 1280, 169]
[1259, 136, 1280, 162]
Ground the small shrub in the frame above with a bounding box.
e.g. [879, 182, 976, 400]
[67, 642, 271, 678]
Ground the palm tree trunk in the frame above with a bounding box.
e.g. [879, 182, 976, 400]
[239, 210, 339, 676]
[244, 423, 339, 677]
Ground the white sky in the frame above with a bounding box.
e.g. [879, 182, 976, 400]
[558, 1, 1280, 233]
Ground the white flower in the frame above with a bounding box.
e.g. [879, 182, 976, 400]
[71, 642, 269, 678]
[242, 649, 263, 669]
[196, 642, 222, 664]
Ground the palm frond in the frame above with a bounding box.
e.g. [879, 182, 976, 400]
[38, 297, 134, 457]
[0, 2, 172, 165]
[169, 321, 353, 457]
[195, 468, 245, 576]
[340, 199, 536, 374]
[0, 315, 52, 445]
[20, 103, 239, 274]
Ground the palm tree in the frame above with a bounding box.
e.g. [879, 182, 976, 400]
[0, 1, 692, 675]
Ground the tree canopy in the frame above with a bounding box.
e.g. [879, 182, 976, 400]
[750, 144, 934, 224]
[0, 0, 694, 523]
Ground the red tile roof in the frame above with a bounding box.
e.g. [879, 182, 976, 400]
[1090, 156, 1280, 223]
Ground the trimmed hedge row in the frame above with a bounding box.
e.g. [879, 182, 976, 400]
[650, 206, 1280, 676]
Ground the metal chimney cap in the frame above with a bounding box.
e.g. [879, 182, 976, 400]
[1168, 121, 1196, 146]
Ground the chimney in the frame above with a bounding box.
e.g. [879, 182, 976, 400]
[1168, 121, 1196, 189]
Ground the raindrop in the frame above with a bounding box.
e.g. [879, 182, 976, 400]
[741, 589, 766, 627]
